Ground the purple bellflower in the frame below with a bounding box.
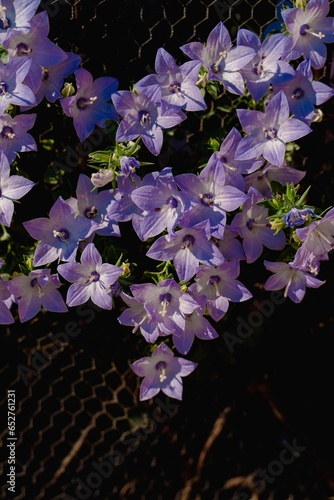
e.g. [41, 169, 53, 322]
[230, 186, 286, 264]
[295, 206, 334, 256]
[0, 112, 37, 164]
[118, 291, 162, 343]
[112, 84, 186, 156]
[263, 259, 325, 303]
[25, 51, 82, 109]
[23, 196, 92, 267]
[180, 21, 256, 95]
[0, 260, 14, 324]
[60, 67, 119, 142]
[128, 278, 199, 338]
[130, 167, 191, 240]
[282, 207, 315, 227]
[235, 90, 312, 167]
[130, 342, 198, 401]
[135, 47, 207, 111]
[0, 0, 40, 44]
[272, 58, 334, 122]
[237, 29, 295, 101]
[281, 0, 334, 69]
[57, 243, 123, 310]
[7, 268, 68, 323]
[207, 127, 264, 192]
[0, 150, 35, 226]
[175, 156, 248, 239]
[66, 173, 120, 238]
[3, 11, 68, 94]
[244, 162, 306, 199]
[188, 261, 252, 321]
[0, 58, 36, 114]
[146, 220, 226, 283]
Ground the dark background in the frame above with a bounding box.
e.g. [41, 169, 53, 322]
[1, 1, 334, 499]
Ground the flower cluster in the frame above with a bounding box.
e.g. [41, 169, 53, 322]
[0, 0, 334, 401]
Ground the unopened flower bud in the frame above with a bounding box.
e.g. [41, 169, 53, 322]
[91, 169, 114, 187]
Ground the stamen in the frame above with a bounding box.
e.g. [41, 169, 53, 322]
[181, 234, 195, 250]
[169, 81, 181, 95]
[159, 292, 172, 317]
[199, 192, 215, 206]
[155, 361, 167, 382]
[53, 229, 70, 241]
[1, 126, 15, 139]
[16, 43, 33, 57]
[211, 51, 228, 73]
[84, 270, 100, 284]
[299, 23, 325, 39]
[209, 275, 221, 297]
[139, 110, 151, 128]
[0, 81, 8, 96]
[30, 278, 44, 298]
[0, 6, 9, 29]
[263, 127, 277, 140]
[77, 96, 98, 110]
[84, 206, 98, 219]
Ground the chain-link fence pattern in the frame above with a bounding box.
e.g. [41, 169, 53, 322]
[2, 1, 334, 499]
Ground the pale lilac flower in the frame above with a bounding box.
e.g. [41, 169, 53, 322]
[0, 266, 14, 324]
[0, 0, 40, 44]
[118, 291, 162, 343]
[0, 150, 34, 226]
[119, 156, 140, 177]
[180, 21, 256, 95]
[189, 261, 252, 321]
[112, 84, 186, 156]
[281, 0, 334, 69]
[0, 112, 37, 164]
[244, 162, 306, 198]
[60, 68, 119, 142]
[135, 47, 206, 111]
[237, 29, 294, 101]
[25, 51, 82, 109]
[230, 187, 286, 263]
[0, 58, 36, 114]
[235, 90, 312, 167]
[272, 58, 334, 122]
[175, 156, 248, 238]
[7, 268, 68, 322]
[23, 196, 92, 267]
[146, 220, 226, 283]
[66, 173, 120, 237]
[57, 243, 123, 310]
[263, 259, 325, 303]
[3, 11, 68, 93]
[207, 127, 264, 191]
[129, 278, 199, 337]
[295, 206, 334, 255]
[130, 167, 191, 240]
[130, 342, 197, 401]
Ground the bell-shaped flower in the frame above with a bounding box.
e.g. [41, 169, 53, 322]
[135, 47, 206, 111]
[146, 220, 226, 283]
[175, 155, 248, 239]
[0, 58, 36, 114]
[281, 0, 334, 69]
[180, 21, 256, 95]
[237, 29, 295, 101]
[112, 84, 186, 156]
[3, 11, 68, 93]
[0, 0, 40, 44]
[60, 67, 119, 142]
[230, 186, 286, 263]
[0, 150, 35, 227]
[23, 196, 92, 267]
[130, 342, 197, 401]
[57, 243, 123, 310]
[7, 268, 68, 323]
[235, 90, 312, 167]
[263, 259, 325, 303]
[0, 112, 37, 164]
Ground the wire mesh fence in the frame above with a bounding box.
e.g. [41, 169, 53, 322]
[1, 0, 334, 499]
